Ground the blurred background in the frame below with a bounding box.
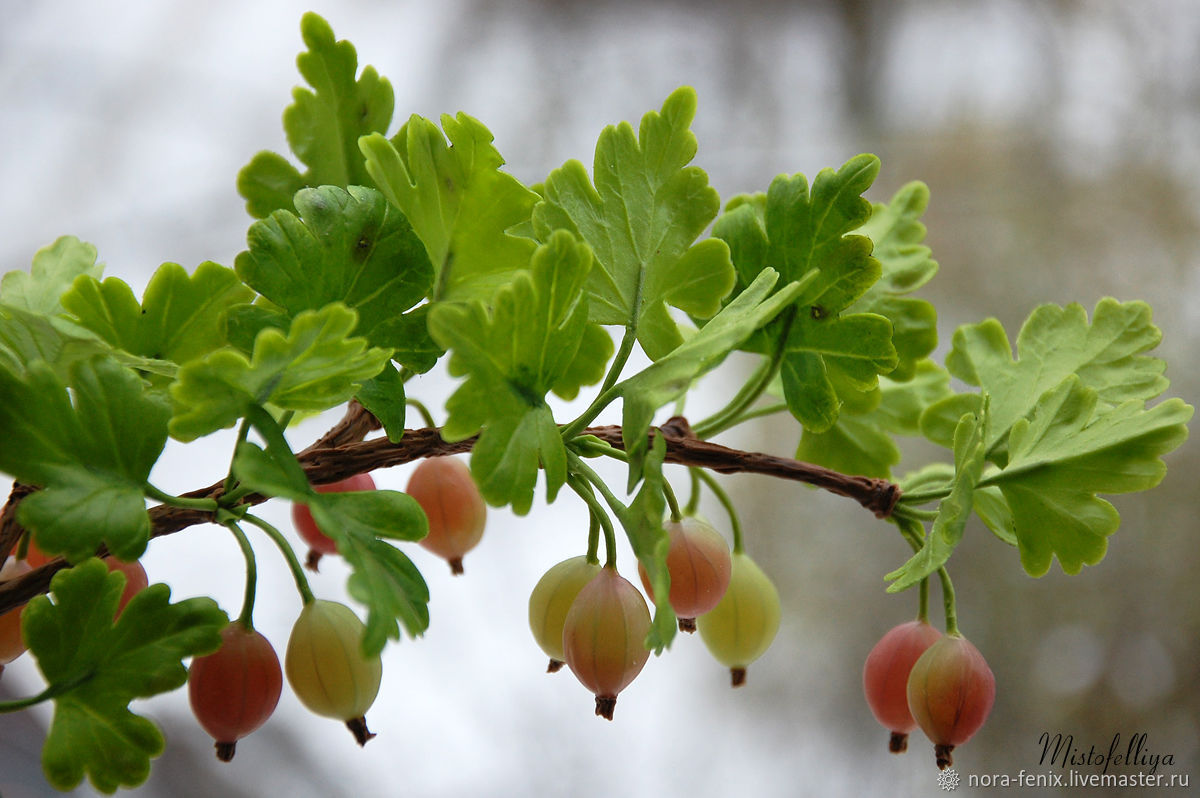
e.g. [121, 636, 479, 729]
[1, 0, 1197, 795]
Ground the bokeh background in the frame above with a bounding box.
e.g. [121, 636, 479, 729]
[1, 1, 1197, 796]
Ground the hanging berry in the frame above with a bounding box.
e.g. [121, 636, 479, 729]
[862, 620, 943, 752]
[906, 634, 996, 769]
[638, 517, 732, 632]
[528, 555, 602, 672]
[696, 551, 780, 686]
[406, 457, 486, 575]
[188, 622, 283, 761]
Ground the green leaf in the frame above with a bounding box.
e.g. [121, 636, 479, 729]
[714, 155, 898, 432]
[0, 357, 169, 562]
[237, 12, 393, 217]
[533, 86, 735, 359]
[361, 113, 539, 302]
[849, 181, 939, 381]
[925, 298, 1170, 454]
[232, 441, 429, 654]
[615, 435, 675, 653]
[983, 377, 1192, 576]
[0, 304, 114, 379]
[617, 269, 802, 488]
[234, 184, 434, 360]
[1, 236, 103, 315]
[887, 400, 989, 592]
[428, 231, 597, 514]
[61, 261, 255, 366]
[355, 362, 406, 443]
[169, 304, 391, 441]
[23, 559, 226, 793]
[795, 359, 951, 478]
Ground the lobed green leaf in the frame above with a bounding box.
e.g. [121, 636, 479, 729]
[362, 112, 539, 302]
[237, 12, 394, 217]
[23, 559, 226, 793]
[533, 86, 735, 359]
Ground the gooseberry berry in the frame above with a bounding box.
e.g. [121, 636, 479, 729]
[406, 456, 486, 575]
[0, 557, 31, 676]
[561, 567, 651, 720]
[862, 620, 942, 752]
[188, 622, 283, 761]
[528, 555, 602, 672]
[285, 599, 382, 745]
[696, 551, 781, 686]
[291, 472, 377, 570]
[637, 517, 732, 632]
[104, 557, 148, 614]
[906, 633, 996, 769]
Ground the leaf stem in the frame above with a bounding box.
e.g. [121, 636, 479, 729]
[692, 309, 792, 439]
[143, 484, 219, 513]
[241, 513, 315, 606]
[222, 419, 253, 500]
[560, 325, 637, 440]
[223, 521, 258, 629]
[692, 469, 743, 554]
[586, 512, 601, 565]
[0, 670, 95, 713]
[406, 398, 437, 429]
[684, 468, 702, 517]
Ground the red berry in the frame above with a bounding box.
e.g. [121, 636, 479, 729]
[862, 620, 942, 752]
[561, 568, 651, 720]
[0, 558, 31, 675]
[906, 634, 996, 769]
[406, 457, 486, 575]
[188, 623, 283, 761]
[104, 557, 148, 614]
[291, 472, 376, 570]
[638, 518, 731, 632]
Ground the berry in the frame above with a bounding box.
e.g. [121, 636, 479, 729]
[862, 620, 942, 752]
[104, 557, 148, 614]
[285, 599, 382, 745]
[188, 623, 283, 761]
[906, 634, 996, 769]
[561, 568, 651, 720]
[406, 457, 486, 575]
[528, 555, 602, 672]
[291, 472, 377, 570]
[0, 557, 31, 676]
[696, 552, 780, 686]
[638, 518, 732, 632]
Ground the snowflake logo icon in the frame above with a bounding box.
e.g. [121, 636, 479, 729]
[936, 768, 961, 791]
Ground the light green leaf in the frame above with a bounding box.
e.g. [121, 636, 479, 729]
[1, 236, 103, 315]
[237, 12, 393, 217]
[795, 359, 951, 478]
[0, 305, 115, 379]
[850, 181, 939, 380]
[169, 304, 391, 441]
[23, 559, 226, 793]
[427, 231, 596, 513]
[887, 400, 989, 592]
[618, 269, 802, 488]
[61, 261, 254, 367]
[533, 86, 735, 359]
[615, 435, 675, 653]
[984, 377, 1192, 576]
[714, 155, 898, 432]
[234, 184, 435, 365]
[925, 298, 1169, 453]
[361, 113, 539, 302]
[0, 357, 169, 562]
[232, 441, 429, 653]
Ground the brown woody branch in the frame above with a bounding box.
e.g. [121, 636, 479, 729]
[0, 410, 899, 615]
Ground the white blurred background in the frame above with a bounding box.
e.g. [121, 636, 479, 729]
[1, 1, 1198, 796]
